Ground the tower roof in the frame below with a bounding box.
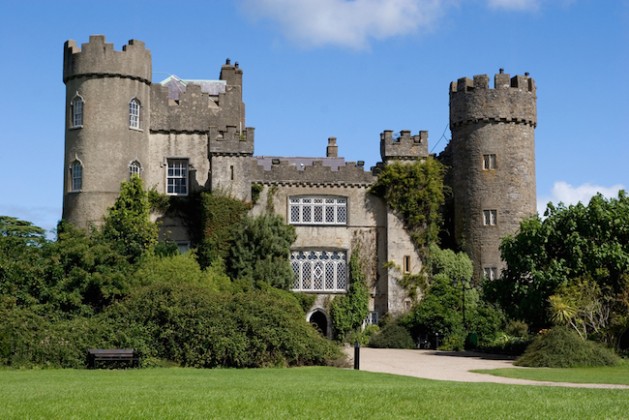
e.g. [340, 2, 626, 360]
[158, 75, 226, 100]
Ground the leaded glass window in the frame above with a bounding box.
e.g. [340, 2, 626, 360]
[291, 250, 347, 292]
[288, 197, 347, 225]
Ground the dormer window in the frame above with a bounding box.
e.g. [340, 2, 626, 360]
[71, 95, 84, 128]
[129, 98, 141, 129]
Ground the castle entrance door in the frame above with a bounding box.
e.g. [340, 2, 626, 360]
[309, 310, 328, 337]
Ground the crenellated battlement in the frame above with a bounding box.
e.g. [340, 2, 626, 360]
[380, 130, 429, 162]
[450, 69, 536, 94]
[449, 69, 536, 128]
[209, 126, 254, 155]
[251, 157, 375, 187]
[63, 35, 151, 84]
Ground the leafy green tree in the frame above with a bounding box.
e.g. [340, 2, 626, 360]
[403, 245, 502, 349]
[102, 175, 158, 262]
[370, 157, 446, 251]
[225, 214, 296, 289]
[0, 217, 48, 307]
[330, 247, 369, 341]
[45, 223, 133, 314]
[489, 191, 629, 337]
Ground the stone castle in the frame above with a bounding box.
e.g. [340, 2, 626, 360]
[62, 35, 536, 335]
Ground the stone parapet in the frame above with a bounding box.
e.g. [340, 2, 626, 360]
[251, 158, 375, 187]
[63, 35, 151, 84]
[449, 70, 536, 128]
[380, 130, 428, 162]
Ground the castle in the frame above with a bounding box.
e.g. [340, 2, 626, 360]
[62, 35, 536, 335]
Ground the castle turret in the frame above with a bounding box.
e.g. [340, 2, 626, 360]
[62, 35, 152, 227]
[379, 130, 429, 164]
[448, 69, 537, 281]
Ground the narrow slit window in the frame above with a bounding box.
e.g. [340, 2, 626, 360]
[403, 255, 411, 273]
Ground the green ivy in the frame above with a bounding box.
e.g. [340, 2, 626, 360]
[370, 157, 446, 252]
[330, 244, 369, 341]
[197, 192, 250, 269]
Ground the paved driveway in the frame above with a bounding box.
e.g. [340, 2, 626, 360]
[346, 348, 629, 389]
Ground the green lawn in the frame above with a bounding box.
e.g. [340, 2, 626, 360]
[1, 367, 628, 419]
[473, 362, 629, 385]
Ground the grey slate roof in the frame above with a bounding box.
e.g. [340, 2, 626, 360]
[158, 75, 226, 100]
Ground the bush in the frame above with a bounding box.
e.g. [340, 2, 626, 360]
[515, 327, 620, 368]
[368, 323, 415, 349]
[110, 283, 342, 368]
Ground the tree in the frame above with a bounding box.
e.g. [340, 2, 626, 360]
[491, 191, 629, 341]
[225, 214, 296, 289]
[0, 217, 48, 307]
[102, 176, 158, 262]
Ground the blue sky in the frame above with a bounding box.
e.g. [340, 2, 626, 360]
[1, 0, 627, 235]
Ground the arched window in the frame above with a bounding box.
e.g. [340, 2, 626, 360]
[71, 95, 84, 128]
[129, 160, 142, 178]
[70, 160, 83, 192]
[129, 98, 141, 129]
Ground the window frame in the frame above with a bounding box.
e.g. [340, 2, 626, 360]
[166, 158, 189, 196]
[70, 94, 84, 128]
[70, 160, 83, 192]
[483, 267, 498, 280]
[483, 209, 497, 226]
[129, 98, 141, 129]
[291, 250, 347, 293]
[129, 160, 142, 178]
[483, 154, 496, 170]
[288, 196, 348, 226]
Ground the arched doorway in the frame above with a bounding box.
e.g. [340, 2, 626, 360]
[309, 310, 328, 337]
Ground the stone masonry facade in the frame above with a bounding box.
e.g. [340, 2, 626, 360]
[62, 36, 536, 335]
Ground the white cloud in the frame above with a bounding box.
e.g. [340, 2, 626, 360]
[537, 181, 626, 216]
[240, 0, 447, 49]
[486, 0, 540, 12]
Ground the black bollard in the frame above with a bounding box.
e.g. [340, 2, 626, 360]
[354, 341, 360, 370]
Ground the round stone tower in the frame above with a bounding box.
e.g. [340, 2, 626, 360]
[62, 35, 152, 228]
[448, 69, 537, 281]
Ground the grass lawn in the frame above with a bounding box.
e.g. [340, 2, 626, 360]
[473, 361, 629, 385]
[1, 367, 628, 419]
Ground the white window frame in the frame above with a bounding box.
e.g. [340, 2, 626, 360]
[483, 267, 498, 280]
[483, 154, 496, 170]
[166, 159, 189, 196]
[70, 160, 82, 192]
[483, 209, 497, 226]
[289, 196, 347, 225]
[129, 98, 141, 129]
[129, 160, 142, 178]
[71, 95, 84, 128]
[291, 250, 347, 292]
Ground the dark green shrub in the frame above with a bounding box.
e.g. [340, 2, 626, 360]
[368, 323, 415, 349]
[111, 283, 342, 368]
[515, 327, 620, 368]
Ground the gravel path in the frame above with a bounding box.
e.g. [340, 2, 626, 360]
[345, 347, 629, 389]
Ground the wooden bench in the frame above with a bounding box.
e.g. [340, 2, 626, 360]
[87, 349, 139, 369]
